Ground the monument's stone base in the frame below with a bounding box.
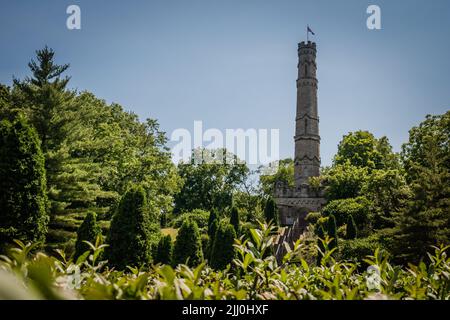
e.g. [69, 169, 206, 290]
[274, 183, 325, 227]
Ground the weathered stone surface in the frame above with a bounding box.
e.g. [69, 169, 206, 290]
[275, 41, 325, 229]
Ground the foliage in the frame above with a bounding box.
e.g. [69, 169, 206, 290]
[154, 235, 173, 265]
[210, 222, 236, 270]
[339, 235, 381, 263]
[393, 113, 450, 263]
[174, 148, 248, 213]
[305, 212, 321, 225]
[2, 224, 449, 300]
[346, 215, 358, 240]
[74, 212, 101, 259]
[322, 163, 368, 201]
[0, 116, 49, 248]
[259, 158, 294, 196]
[107, 185, 160, 269]
[170, 209, 210, 230]
[322, 196, 372, 235]
[263, 198, 278, 226]
[230, 206, 240, 235]
[334, 131, 399, 171]
[326, 214, 338, 250]
[173, 220, 203, 267]
[6, 47, 180, 217]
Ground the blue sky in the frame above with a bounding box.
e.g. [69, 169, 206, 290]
[1, 0, 449, 166]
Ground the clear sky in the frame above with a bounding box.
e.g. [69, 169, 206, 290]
[1, 0, 449, 166]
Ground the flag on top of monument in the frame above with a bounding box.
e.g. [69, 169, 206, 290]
[307, 25, 315, 35]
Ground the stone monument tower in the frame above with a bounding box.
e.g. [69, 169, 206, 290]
[274, 41, 325, 228]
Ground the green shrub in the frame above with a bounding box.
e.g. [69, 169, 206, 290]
[230, 206, 240, 235]
[154, 235, 173, 265]
[340, 235, 381, 263]
[346, 215, 358, 239]
[74, 212, 102, 259]
[264, 198, 278, 225]
[107, 185, 159, 269]
[322, 196, 372, 235]
[0, 116, 49, 248]
[210, 222, 236, 270]
[171, 209, 210, 230]
[173, 220, 203, 267]
[327, 214, 338, 250]
[305, 212, 321, 225]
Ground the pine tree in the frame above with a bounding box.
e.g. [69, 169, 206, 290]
[154, 235, 173, 265]
[327, 214, 338, 250]
[173, 220, 203, 267]
[0, 116, 49, 248]
[346, 215, 358, 239]
[230, 206, 240, 235]
[74, 212, 102, 259]
[264, 198, 278, 225]
[395, 129, 450, 263]
[107, 185, 155, 269]
[210, 222, 236, 270]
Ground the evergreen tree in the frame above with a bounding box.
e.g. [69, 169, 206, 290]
[154, 235, 173, 265]
[107, 185, 156, 269]
[327, 214, 338, 250]
[230, 206, 240, 235]
[346, 215, 358, 239]
[0, 116, 49, 248]
[394, 120, 450, 263]
[210, 222, 236, 270]
[173, 220, 203, 267]
[74, 212, 102, 259]
[264, 198, 278, 225]
[316, 224, 325, 265]
[207, 218, 219, 260]
[208, 210, 218, 237]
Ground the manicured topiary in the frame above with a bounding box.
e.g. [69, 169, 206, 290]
[264, 198, 278, 225]
[154, 235, 173, 265]
[0, 116, 49, 249]
[173, 220, 203, 267]
[346, 215, 358, 239]
[210, 222, 236, 270]
[74, 211, 102, 259]
[327, 214, 338, 250]
[230, 206, 240, 235]
[107, 185, 156, 269]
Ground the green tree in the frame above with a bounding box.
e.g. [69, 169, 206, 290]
[393, 114, 450, 263]
[74, 212, 102, 259]
[322, 196, 372, 235]
[334, 131, 398, 171]
[107, 185, 159, 269]
[0, 116, 49, 248]
[322, 163, 368, 201]
[259, 158, 294, 196]
[230, 206, 240, 235]
[154, 235, 173, 265]
[173, 220, 203, 267]
[327, 214, 338, 250]
[174, 148, 248, 213]
[346, 215, 358, 239]
[264, 198, 278, 225]
[210, 222, 236, 269]
[208, 210, 218, 237]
